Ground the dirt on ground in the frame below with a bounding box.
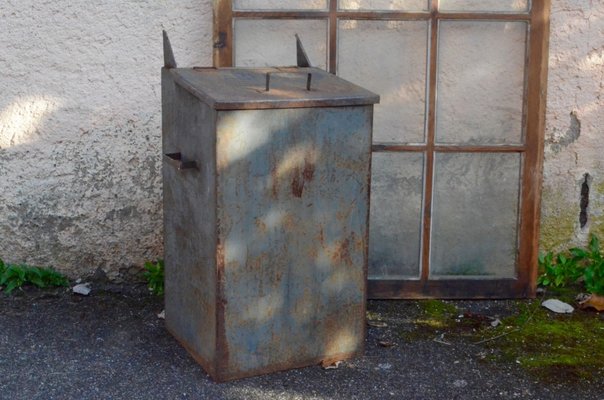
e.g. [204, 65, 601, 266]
[0, 283, 602, 400]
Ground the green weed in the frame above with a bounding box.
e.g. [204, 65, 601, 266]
[0, 259, 69, 294]
[143, 259, 164, 296]
[538, 234, 604, 295]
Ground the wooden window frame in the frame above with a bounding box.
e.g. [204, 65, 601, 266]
[212, 0, 551, 299]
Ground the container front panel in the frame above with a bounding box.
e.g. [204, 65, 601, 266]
[163, 74, 217, 368]
[216, 106, 371, 377]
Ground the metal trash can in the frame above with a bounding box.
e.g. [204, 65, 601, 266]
[161, 32, 379, 381]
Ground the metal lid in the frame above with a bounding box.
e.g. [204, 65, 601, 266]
[171, 67, 380, 110]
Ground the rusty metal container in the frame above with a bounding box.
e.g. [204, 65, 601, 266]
[161, 37, 378, 382]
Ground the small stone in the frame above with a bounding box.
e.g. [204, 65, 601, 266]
[367, 320, 388, 328]
[72, 283, 91, 296]
[453, 379, 467, 388]
[377, 363, 392, 370]
[542, 299, 574, 314]
[491, 318, 502, 327]
[157, 310, 165, 319]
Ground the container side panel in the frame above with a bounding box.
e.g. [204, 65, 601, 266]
[163, 73, 217, 367]
[216, 107, 370, 377]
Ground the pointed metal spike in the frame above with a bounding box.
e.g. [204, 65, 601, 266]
[163, 30, 177, 69]
[295, 34, 312, 68]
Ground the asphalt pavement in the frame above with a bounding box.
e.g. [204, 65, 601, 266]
[0, 284, 600, 400]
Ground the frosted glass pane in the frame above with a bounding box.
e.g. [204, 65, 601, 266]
[235, 20, 328, 70]
[340, 0, 428, 10]
[234, 0, 328, 10]
[438, 0, 529, 12]
[436, 21, 527, 144]
[338, 20, 428, 143]
[369, 152, 424, 279]
[430, 153, 521, 278]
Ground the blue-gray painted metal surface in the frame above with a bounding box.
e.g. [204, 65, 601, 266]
[162, 66, 378, 381]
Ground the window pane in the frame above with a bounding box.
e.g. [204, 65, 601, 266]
[340, 0, 428, 10]
[234, 19, 328, 70]
[369, 152, 424, 279]
[430, 153, 521, 278]
[438, 0, 529, 12]
[338, 20, 428, 143]
[234, 0, 328, 10]
[436, 21, 527, 145]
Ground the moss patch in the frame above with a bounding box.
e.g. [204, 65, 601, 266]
[419, 299, 458, 317]
[480, 301, 604, 383]
[392, 296, 604, 384]
[399, 300, 492, 341]
[539, 187, 578, 251]
[591, 215, 604, 240]
[594, 179, 604, 197]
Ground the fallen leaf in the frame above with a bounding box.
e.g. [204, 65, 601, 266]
[321, 358, 343, 370]
[378, 340, 396, 348]
[578, 294, 604, 312]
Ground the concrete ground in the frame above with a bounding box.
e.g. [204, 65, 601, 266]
[0, 284, 601, 400]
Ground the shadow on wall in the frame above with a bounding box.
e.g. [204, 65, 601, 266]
[0, 95, 163, 279]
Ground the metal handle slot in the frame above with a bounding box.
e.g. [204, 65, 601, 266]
[164, 152, 197, 171]
[265, 72, 312, 92]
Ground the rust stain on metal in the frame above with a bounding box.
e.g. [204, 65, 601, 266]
[254, 217, 268, 234]
[331, 235, 354, 266]
[291, 158, 315, 198]
[270, 163, 278, 199]
[303, 156, 315, 182]
[215, 238, 230, 374]
[291, 167, 304, 197]
[318, 225, 325, 247]
[282, 213, 296, 232]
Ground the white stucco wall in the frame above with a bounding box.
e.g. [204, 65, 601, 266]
[0, 0, 602, 278]
[0, 0, 213, 278]
[541, 0, 604, 250]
